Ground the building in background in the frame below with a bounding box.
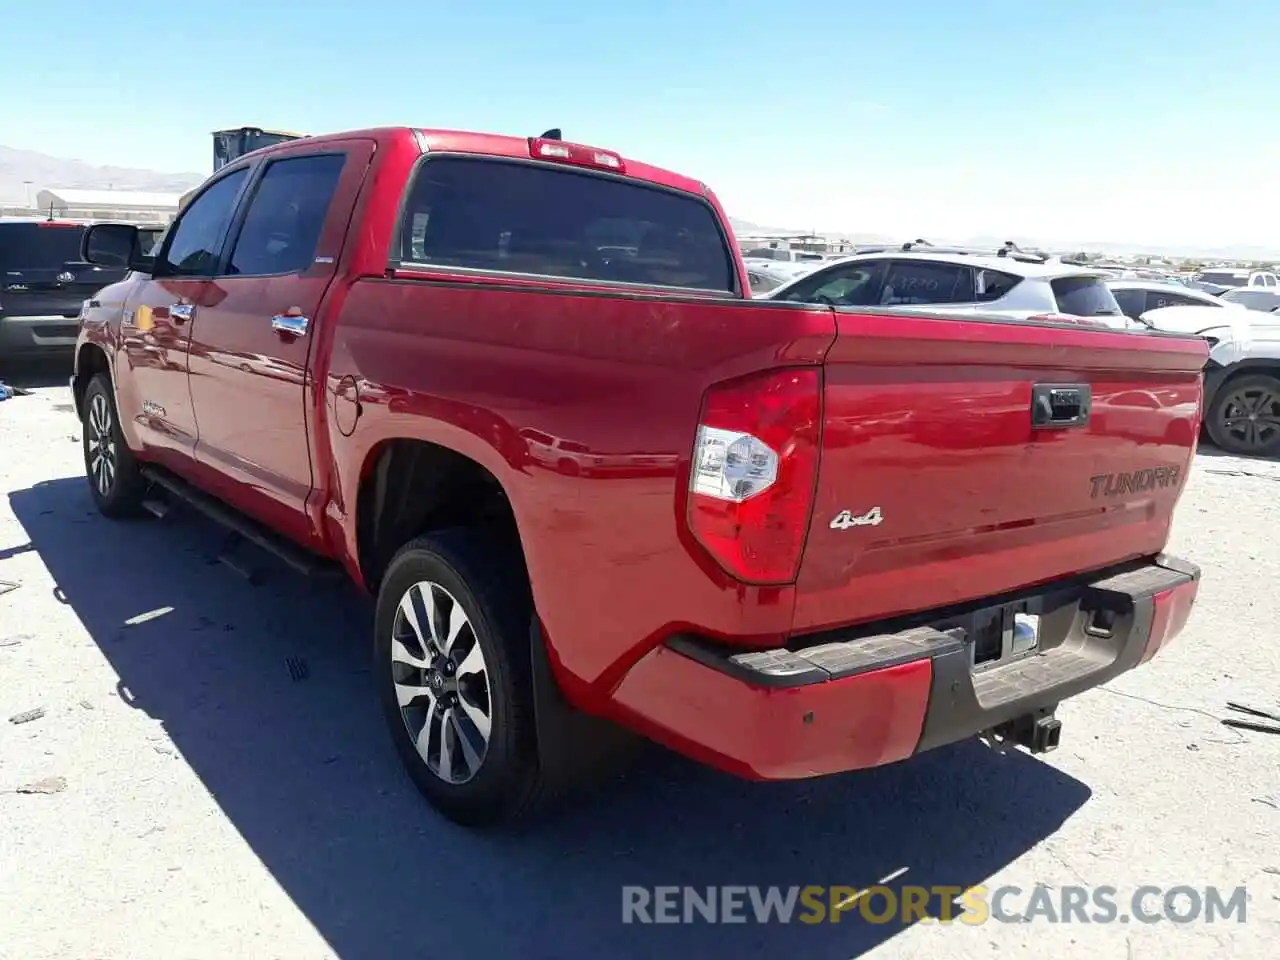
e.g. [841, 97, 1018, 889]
[33, 188, 181, 223]
[738, 233, 856, 260]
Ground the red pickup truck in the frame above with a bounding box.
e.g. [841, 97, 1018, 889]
[72, 126, 1205, 827]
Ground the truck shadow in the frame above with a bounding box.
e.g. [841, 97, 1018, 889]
[10, 476, 1092, 960]
[0, 357, 74, 391]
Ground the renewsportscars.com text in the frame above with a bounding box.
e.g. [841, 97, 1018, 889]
[621, 884, 1248, 925]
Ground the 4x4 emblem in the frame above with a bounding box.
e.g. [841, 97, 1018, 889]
[830, 507, 883, 530]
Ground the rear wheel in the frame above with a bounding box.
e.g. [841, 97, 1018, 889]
[1206, 372, 1280, 457]
[374, 529, 545, 827]
[82, 374, 146, 517]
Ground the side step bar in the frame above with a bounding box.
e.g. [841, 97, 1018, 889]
[140, 466, 343, 580]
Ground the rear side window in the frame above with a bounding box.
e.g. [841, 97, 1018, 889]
[228, 153, 346, 276]
[880, 260, 974, 305]
[396, 157, 735, 292]
[1051, 276, 1122, 317]
[0, 223, 86, 268]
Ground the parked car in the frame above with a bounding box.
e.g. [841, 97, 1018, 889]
[1219, 287, 1280, 314]
[0, 218, 150, 362]
[1190, 268, 1279, 296]
[1106, 278, 1243, 328]
[72, 125, 1203, 828]
[1141, 304, 1280, 456]
[763, 245, 1129, 326]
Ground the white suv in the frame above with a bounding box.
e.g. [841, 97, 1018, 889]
[762, 243, 1126, 326]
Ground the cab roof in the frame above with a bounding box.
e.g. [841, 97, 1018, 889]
[264, 126, 712, 198]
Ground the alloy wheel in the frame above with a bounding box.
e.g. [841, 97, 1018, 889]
[87, 393, 118, 497]
[390, 580, 494, 784]
[1218, 383, 1280, 453]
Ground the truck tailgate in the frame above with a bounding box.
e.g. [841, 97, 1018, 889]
[793, 310, 1207, 633]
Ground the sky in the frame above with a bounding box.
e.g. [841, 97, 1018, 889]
[6, 0, 1280, 252]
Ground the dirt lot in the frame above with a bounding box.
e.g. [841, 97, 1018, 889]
[1, 376, 1277, 960]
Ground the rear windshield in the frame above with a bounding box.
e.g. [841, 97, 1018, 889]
[1051, 276, 1123, 317]
[1197, 271, 1247, 288]
[0, 223, 86, 269]
[396, 157, 736, 293]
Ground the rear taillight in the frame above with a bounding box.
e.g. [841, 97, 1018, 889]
[687, 368, 821, 584]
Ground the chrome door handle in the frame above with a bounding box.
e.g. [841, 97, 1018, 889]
[169, 303, 193, 324]
[271, 313, 309, 337]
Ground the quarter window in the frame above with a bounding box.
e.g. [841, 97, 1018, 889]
[974, 268, 1021, 303]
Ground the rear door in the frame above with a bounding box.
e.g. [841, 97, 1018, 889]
[794, 309, 1206, 633]
[185, 142, 373, 549]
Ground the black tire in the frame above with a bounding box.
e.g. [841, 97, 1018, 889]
[82, 374, 147, 517]
[1206, 372, 1280, 457]
[374, 529, 545, 827]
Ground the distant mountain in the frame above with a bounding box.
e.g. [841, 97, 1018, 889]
[2, 147, 1272, 261]
[0, 145, 204, 205]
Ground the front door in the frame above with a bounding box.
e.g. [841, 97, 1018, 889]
[184, 143, 372, 549]
[116, 167, 251, 471]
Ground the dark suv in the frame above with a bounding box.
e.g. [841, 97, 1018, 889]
[0, 219, 159, 363]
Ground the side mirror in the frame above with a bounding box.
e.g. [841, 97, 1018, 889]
[82, 222, 154, 273]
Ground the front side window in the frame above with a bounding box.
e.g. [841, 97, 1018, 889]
[161, 169, 249, 277]
[397, 157, 735, 292]
[774, 260, 887, 306]
[880, 260, 975, 305]
[227, 154, 346, 276]
[1112, 287, 1147, 319]
[748, 271, 782, 294]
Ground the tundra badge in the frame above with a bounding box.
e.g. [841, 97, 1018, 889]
[830, 507, 883, 530]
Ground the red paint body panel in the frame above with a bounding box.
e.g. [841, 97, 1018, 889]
[72, 124, 1209, 781]
[795, 309, 1206, 633]
[610, 645, 933, 779]
[323, 279, 837, 691]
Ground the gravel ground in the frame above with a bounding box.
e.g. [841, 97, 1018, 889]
[1, 376, 1277, 960]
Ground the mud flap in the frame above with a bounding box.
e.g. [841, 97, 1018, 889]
[530, 619, 640, 801]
